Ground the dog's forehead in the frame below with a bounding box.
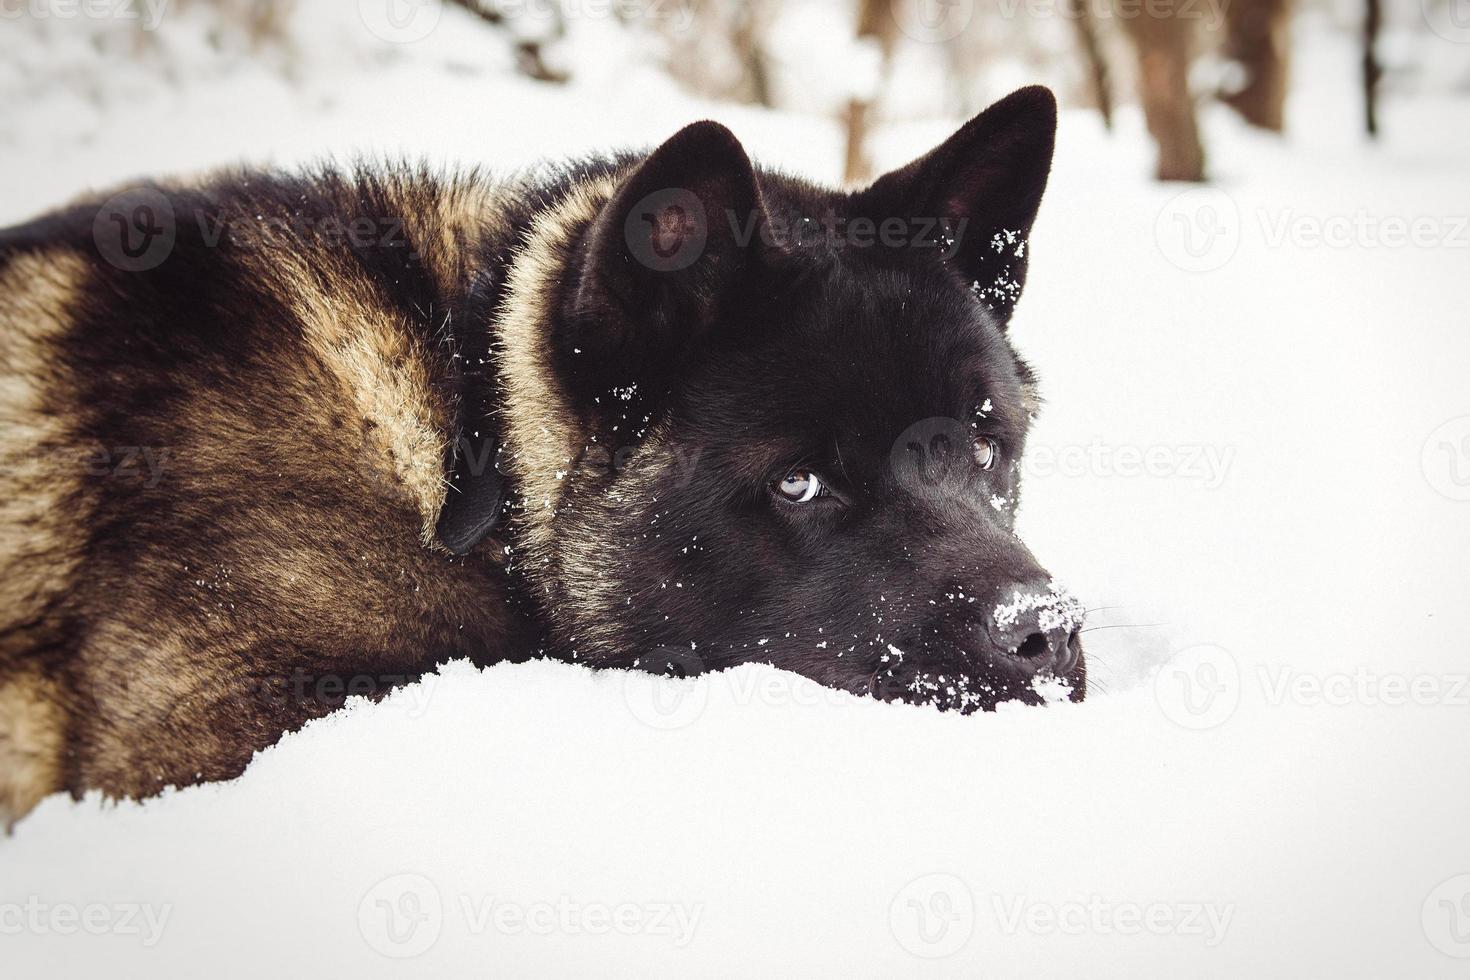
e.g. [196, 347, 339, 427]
[693, 260, 1029, 449]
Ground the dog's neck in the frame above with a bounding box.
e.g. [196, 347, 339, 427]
[450, 169, 626, 565]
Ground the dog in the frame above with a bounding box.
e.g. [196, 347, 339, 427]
[0, 85, 1084, 826]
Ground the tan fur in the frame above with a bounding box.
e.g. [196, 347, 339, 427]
[392, 176, 507, 301]
[0, 252, 89, 818]
[494, 172, 626, 563]
[0, 672, 66, 828]
[0, 173, 540, 820]
[0, 251, 88, 631]
[249, 243, 454, 547]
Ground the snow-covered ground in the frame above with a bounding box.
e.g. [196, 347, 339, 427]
[3, 3, 1469, 976]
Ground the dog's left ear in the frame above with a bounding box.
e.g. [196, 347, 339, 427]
[559, 120, 765, 388]
[856, 85, 1057, 325]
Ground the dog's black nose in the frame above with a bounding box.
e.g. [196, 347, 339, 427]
[984, 580, 1084, 677]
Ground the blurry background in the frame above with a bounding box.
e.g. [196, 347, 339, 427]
[3, 0, 1467, 194]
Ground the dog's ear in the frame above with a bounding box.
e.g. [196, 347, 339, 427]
[559, 121, 765, 389]
[856, 85, 1057, 325]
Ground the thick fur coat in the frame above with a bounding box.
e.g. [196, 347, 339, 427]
[0, 87, 1083, 825]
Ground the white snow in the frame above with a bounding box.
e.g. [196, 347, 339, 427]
[3, 4, 1469, 978]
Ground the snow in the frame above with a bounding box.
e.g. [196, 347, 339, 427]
[3, 4, 1469, 977]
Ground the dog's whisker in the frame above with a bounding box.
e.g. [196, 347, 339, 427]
[1078, 623, 1167, 633]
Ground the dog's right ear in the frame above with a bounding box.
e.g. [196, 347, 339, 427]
[558, 121, 766, 391]
[855, 85, 1057, 326]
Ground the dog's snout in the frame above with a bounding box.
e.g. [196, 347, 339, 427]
[984, 578, 1085, 677]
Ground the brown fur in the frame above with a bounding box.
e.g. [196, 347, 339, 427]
[0, 169, 541, 821]
[1, 92, 1076, 821]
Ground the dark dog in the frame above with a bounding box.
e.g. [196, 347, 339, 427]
[0, 85, 1083, 824]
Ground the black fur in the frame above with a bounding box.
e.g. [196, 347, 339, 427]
[0, 85, 1081, 816]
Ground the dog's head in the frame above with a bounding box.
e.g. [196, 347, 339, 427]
[500, 86, 1083, 711]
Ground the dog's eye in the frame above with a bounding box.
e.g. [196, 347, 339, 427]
[775, 469, 824, 503]
[973, 437, 999, 470]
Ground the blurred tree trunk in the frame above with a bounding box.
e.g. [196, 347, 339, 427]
[843, 0, 898, 186]
[1118, 4, 1205, 181]
[1363, 0, 1382, 137]
[1220, 0, 1292, 131]
[1070, 0, 1114, 130]
[732, 0, 775, 108]
[447, 0, 568, 84]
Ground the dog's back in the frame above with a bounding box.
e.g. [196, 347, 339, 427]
[0, 171, 533, 821]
